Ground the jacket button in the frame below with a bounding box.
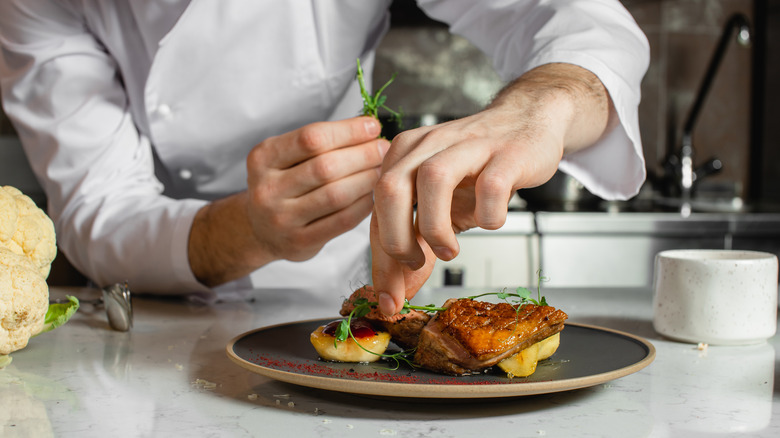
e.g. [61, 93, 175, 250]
[178, 168, 193, 180]
[157, 104, 172, 118]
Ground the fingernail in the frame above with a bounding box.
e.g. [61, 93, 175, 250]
[378, 292, 397, 315]
[365, 119, 380, 136]
[433, 246, 455, 261]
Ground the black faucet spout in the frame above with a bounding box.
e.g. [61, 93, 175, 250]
[682, 14, 751, 141]
[660, 13, 751, 200]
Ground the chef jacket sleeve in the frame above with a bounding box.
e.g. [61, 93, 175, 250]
[0, 0, 211, 295]
[417, 0, 650, 200]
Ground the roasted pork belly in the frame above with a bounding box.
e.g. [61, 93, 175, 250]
[414, 298, 568, 375]
[340, 286, 430, 350]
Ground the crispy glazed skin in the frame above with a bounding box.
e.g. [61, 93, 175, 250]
[340, 286, 430, 350]
[415, 298, 568, 375]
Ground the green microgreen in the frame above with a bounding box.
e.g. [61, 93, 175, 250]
[466, 269, 549, 309]
[356, 58, 403, 134]
[402, 301, 446, 313]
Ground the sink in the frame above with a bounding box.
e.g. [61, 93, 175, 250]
[517, 175, 780, 214]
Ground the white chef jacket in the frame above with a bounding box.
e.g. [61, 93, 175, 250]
[0, 0, 649, 298]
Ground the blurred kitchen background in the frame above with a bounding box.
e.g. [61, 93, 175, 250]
[1, 0, 779, 290]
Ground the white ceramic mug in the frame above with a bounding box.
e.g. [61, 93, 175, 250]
[652, 249, 779, 345]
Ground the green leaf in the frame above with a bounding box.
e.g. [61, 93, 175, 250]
[354, 305, 371, 319]
[515, 287, 532, 301]
[375, 74, 397, 97]
[334, 319, 350, 348]
[35, 295, 80, 336]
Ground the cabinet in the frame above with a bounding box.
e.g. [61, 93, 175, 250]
[423, 212, 538, 289]
[536, 212, 780, 288]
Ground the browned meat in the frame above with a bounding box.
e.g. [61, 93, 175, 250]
[340, 286, 430, 350]
[414, 298, 568, 375]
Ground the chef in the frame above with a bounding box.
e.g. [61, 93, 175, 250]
[0, 1, 649, 313]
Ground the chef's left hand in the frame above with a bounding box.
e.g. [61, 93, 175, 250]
[371, 63, 617, 315]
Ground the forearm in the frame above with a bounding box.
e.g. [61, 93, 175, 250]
[489, 62, 618, 156]
[188, 192, 274, 287]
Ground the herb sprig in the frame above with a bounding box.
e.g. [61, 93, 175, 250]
[467, 269, 549, 307]
[356, 58, 403, 132]
[333, 271, 551, 368]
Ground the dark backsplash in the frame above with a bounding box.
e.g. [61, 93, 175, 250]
[755, 0, 780, 203]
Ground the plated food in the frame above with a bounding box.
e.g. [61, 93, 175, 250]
[309, 285, 568, 378]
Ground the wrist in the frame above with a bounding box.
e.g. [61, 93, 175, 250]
[491, 63, 614, 155]
[188, 192, 274, 287]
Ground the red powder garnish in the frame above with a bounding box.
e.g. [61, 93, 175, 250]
[244, 347, 531, 386]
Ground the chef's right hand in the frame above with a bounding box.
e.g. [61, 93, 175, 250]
[188, 116, 388, 287]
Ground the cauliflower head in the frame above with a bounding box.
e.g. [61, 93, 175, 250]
[0, 186, 56, 278]
[0, 247, 49, 356]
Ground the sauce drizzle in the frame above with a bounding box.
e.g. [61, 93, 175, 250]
[322, 319, 377, 339]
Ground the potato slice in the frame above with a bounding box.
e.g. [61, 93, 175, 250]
[310, 324, 391, 363]
[497, 333, 560, 378]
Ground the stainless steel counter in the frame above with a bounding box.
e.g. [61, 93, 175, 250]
[3, 286, 778, 437]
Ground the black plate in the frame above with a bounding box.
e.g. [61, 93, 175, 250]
[227, 320, 655, 399]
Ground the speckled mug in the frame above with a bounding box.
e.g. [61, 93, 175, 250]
[652, 249, 778, 345]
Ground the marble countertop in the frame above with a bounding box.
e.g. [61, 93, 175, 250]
[2, 286, 778, 437]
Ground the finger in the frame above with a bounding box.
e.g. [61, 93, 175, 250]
[295, 168, 380, 225]
[270, 117, 382, 169]
[370, 212, 407, 314]
[414, 140, 490, 260]
[372, 128, 451, 269]
[292, 137, 389, 195]
[373, 168, 426, 270]
[474, 156, 521, 230]
[379, 124, 439, 172]
[402, 236, 436, 301]
[286, 194, 375, 262]
[372, 216, 437, 315]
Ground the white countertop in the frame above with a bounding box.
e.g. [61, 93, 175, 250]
[2, 286, 778, 437]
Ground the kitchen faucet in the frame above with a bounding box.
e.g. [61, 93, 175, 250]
[657, 13, 751, 201]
